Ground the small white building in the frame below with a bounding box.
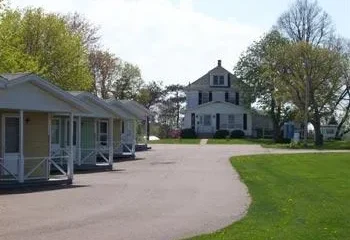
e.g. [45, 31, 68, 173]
[183, 60, 254, 137]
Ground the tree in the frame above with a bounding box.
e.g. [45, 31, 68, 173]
[89, 49, 119, 99]
[333, 39, 350, 137]
[63, 12, 100, 50]
[112, 62, 143, 100]
[275, 42, 345, 146]
[234, 30, 292, 142]
[136, 80, 164, 108]
[0, 8, 92, 90]
[165, 84, 186, 129]
[277, 0, 334, 46]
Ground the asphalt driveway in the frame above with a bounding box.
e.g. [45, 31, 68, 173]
[0, 144, 338, 240]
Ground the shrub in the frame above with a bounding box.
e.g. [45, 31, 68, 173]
[180, 128, 196, 139]
[169, 129, 181, 138]
[213, 130, 230, 139]
[230, 130, 245, 139]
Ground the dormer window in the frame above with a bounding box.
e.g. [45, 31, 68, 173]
[212, 75, 225, 86]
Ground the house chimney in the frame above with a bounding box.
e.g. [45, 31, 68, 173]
[218, 60, 222, 67]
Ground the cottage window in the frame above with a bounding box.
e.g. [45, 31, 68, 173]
[51, 119, 60, 144]
[99, 121, 108, 146]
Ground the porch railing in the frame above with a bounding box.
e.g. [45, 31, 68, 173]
[0, 157, 19, 181]
[24, 155, 69, 180]
[114, 140, 136, 156]
[0, 154, 70, 182]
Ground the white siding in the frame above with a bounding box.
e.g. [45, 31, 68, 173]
[212, 91, 225, 102]
[189, 102, 252, 136]
[0, 82, 81, 113]
[186, 91, 198, 110]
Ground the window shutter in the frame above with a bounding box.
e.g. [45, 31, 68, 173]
[235, 92, 240, 105]
[209, 92, 212, 102]
[191, 113, 195, 130]
[225, 92, 229, 102]
[243, 114, 247, 130]
[198, 92, 202, 105]
[227, 73, 231, 87]
[216, 114, 220, 130]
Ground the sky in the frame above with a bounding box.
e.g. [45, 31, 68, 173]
[9, 0, 350, 85]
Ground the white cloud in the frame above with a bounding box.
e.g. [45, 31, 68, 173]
[10, 0, 263, 85]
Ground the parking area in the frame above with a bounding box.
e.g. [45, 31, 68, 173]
[0, 144, 289, 240]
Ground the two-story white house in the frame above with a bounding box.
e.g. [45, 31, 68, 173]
[183, 60, 253, 137]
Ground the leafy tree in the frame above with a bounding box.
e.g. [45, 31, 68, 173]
[277, 0, 334, 46]
[112, 62, 143, 100]
[156, 84, 186, 134]
[89, 49, 119, 99]
[136, 80, 164, 108]
[234, 30, 292, 142]
[275, 42, 345, 146]
[0, 8, 92, 90]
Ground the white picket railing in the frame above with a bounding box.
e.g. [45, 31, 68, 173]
[24, 155, 69, 180]
[0, 157, 19, 181]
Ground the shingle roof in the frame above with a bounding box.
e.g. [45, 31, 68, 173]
[0, 73, 31, 81]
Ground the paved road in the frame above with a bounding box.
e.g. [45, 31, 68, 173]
[0, 144, 347, 240]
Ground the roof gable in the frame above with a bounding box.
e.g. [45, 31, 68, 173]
[0, 73, 90, 113]
[186, 60, 237, 91]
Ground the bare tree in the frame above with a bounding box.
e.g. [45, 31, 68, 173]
[277, 0, 334, 46]
[64, 12, 100, 50]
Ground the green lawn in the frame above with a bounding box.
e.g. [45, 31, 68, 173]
[208, 138, 350, 150]
[186, 153, 350, 240]
[149, 138, 200, 144]
[262, 140, 350, 150]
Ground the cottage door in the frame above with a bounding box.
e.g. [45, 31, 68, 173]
[3, 116, 20, 176]
[50, 118, 61, 155]
[199, 114, 212, 134]
[65, 119, 77, 162]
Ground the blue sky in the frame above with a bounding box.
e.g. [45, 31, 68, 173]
[10, 0, 350, 85]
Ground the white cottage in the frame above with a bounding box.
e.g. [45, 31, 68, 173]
[183, 60, 253, 137]
[0, 73, 89, 187]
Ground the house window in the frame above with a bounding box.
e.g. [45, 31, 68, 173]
[326, 128, 335, 134]
[213, 76, 218, 85]
[212, 75, 225, 86]
[219, 76, 224, 85]
[202, 92, 210, 104]
[203, 115, 211, 126]
[228, 115, 235, 129]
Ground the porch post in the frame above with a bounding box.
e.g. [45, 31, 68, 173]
[68, 112, 74, 180]
[145, 116, 149, 144]
[108, 118, 114, 165]
[18, 110, 24, 183]
[77, 116, 81, 166]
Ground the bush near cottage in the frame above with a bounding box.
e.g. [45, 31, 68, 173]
[180, 128, 197, 139]
[230, 130, 245, 139]
[213, 130, 230, 139]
